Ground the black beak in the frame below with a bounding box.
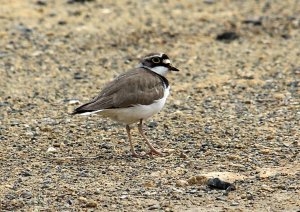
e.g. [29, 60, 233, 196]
[168, 64, 179, 72]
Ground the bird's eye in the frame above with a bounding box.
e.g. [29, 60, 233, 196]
[152, 57, 160, 63]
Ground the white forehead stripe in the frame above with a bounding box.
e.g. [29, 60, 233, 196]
[143, 53, 164, 60]
[163, 59, 171, 64]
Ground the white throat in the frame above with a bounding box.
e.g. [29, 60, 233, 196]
[137, 64, 169, 76]
[150, 66, 169, 76]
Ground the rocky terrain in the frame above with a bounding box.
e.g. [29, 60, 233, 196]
[0, 0, 299, 211]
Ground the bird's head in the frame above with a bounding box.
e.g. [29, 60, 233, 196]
[138, 53, 179, 76]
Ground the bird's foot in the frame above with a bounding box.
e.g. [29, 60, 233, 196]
[131, 152, 142, 158]
[131, 150, 164, 158]
[147, 149, 164, 157]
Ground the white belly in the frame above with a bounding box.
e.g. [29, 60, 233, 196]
[100, 87, 170, 124]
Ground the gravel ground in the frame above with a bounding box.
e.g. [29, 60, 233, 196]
[0, 0, 299, 211]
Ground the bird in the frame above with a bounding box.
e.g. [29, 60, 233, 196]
[72, 53, 179, 157]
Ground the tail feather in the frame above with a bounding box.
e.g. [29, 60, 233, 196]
[72, 103, 97, 115]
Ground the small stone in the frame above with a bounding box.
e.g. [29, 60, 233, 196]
[187, 189, 198, 194]
[108, 166, 116, 171]
[148, 121, 158, 128]
[273, 93, 285, 99]
[144, 181, 156, 188]
[216, 196, 226, 201]
[20, 191, 32, 199]
[203, 0, 215, 4]
[227, 155, 241, 160]
[230, 201, 239, 206]
[176, 180, 189, 187]
[65, 99, 80, 105]
[58, 20, 67, 25]
[20, 170, 32, 177]
[47, 146, 57, 153]
[78, 196, 88, 203]
[260, 149, 271, 154]
[242, 17, 262, 25]
[179, 152, 188, 159]
[36, 0, 47, 6]
[74, 72, 84, 80]
[207, 178, 236, 191]
[53, 142, 64, 148]
[85, 200, 97, 208]
[101, 8, 111, 14]
[148, 204, 160, 210]
[247, 194, 254, 200]
[172, 187, 184, 193]
[78, 197, 97, 207]
[216, 31, 239, 42]
[261, 184, 274, 192]
[163, 148, 176, 154]
[187, 176, 208, 185]
[25, 131, 34, 136]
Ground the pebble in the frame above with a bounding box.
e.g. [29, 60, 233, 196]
[216, 32, 239, 42]
[46, 146, 57, 153]
[78, 196, 98, 207]
[120, 195, 128, 199]
[148, 204, 160, 210]
[179, 152, 188, 159]
[85, 200, 97, 208]
[148, 121, 158, 128]
[36, 0, 47, 6]
[243, 17, 262, 25]
[216, 196, 226, 201]
[230, 201, 239, 206]
[176, 179, 189, 187]
[207, 178, 236, 191]
[144, 181, 156, 188]
[187, 176, 208, 185]
[20, 191, 32, 199]
[227, 155, 241, 160]
[65, 99, 80, 105]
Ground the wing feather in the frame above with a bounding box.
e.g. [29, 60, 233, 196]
[73, 68, 166, 114]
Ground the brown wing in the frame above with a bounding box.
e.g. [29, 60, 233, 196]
[73, 68, 165, 114]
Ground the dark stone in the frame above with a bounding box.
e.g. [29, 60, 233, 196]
[242, 18, 262, 26]
[216, 32, 239, 43]
[36, 0, 47, 6]
[287, 81, 299, 88]
[20, 170, 32, 177]
[148, 121, 158, 128]
[58, 20, 67, 25]
[207, 178, 236, 191]
[148, 204, 160, 210]
[20, 191, 32, 199]
[16, 24, 33, 34]
[67, 0, 95, 3]
[203, 0, 215, 4]
[74, 72, 84, 79]
[281, 34, 290, 39]
[0, 101, 10, 107]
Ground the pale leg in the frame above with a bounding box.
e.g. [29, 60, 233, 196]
[138, 119, 163, 156]
[126, 125, 140, 157]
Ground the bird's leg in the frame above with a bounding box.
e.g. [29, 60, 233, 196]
[138, 119, 163, 156]
[126, 125, 140, 157]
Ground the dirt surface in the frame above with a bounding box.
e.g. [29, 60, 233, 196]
[0, 0, 299, 211]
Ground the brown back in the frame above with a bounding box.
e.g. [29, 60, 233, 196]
[73, 68, 167, 113]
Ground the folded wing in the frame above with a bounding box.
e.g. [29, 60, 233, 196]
[72, 68, 165, 114]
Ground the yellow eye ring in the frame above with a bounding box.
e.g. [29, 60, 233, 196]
[152, 57, 160, 63]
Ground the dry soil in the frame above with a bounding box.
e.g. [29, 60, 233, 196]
[0, 0, 299, 211]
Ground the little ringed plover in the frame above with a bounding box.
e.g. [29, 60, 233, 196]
[72, 52, 179, 157]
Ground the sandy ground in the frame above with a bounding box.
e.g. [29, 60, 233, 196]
[0, 0, 299, 211]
